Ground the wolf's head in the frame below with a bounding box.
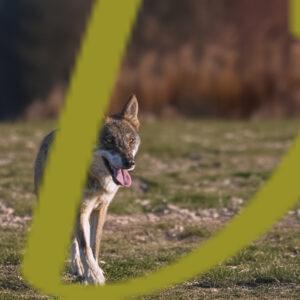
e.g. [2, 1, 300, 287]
[96, 95, 141, 187]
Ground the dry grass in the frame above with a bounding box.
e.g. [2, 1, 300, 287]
[22, 1, 300, 120]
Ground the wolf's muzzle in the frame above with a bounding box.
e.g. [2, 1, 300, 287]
[123, 157, 135, 170]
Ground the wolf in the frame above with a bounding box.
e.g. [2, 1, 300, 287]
[34, 95, 140, 285]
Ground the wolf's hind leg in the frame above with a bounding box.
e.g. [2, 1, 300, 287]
[70, 237, 84, 277]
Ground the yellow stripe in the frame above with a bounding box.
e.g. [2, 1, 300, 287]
[22, 0, 142, 295]
[290, 0, 300, 37]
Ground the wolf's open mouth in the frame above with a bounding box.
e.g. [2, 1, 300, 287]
[102, 157, 132, 187]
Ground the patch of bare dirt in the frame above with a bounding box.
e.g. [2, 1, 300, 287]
[0, 201, 31, 229]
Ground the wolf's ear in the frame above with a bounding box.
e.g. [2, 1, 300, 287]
[121, 95, 139, 129]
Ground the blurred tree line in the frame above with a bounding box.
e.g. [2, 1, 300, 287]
[0, 0, 92, 119]
[0, 0, 299, 120]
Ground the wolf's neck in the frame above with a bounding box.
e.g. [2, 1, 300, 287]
[87, 154, 119, 196]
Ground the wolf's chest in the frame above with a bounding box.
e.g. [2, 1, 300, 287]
[100, 176, 119, 202]
[82, 178, 119, 213]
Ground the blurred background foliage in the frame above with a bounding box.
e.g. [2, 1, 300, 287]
[0, 0, 300, 120]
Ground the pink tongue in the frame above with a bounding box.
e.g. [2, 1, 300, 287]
[114, 169, 132, 187]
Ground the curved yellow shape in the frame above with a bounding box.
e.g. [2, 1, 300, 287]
[22, 0, 142, 294]
[23, 1, 300, 299]
[290, 0, 300, 37]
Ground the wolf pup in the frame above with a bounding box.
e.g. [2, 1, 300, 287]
[34, 95, 140, 285]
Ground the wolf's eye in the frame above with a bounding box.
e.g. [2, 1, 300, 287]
[129, 138, 135, 145]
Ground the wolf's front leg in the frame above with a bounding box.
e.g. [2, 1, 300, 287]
[91, 202, 110, 262]
[79, 203, 105, 285]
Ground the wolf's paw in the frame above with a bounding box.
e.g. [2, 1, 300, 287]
[85, 267, 105, 285]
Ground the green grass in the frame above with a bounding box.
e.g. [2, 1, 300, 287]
[0, 119, 299, 299]
[170, 192, 230, 209]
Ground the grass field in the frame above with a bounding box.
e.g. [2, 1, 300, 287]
[0, 119, 299, 299]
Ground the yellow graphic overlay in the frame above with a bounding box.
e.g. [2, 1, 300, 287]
[23, 1, 300, 299]
[22, 0, 142, 295]
[290, 0, 300, 37]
